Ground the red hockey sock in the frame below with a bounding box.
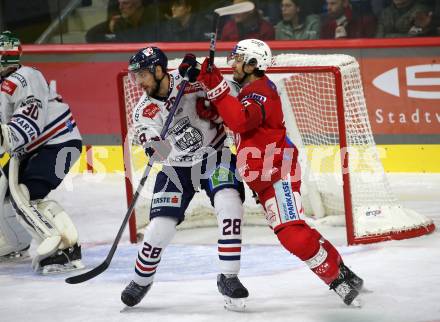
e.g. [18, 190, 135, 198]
[307, 239, 342, 285]
[276, 224, 341, 285]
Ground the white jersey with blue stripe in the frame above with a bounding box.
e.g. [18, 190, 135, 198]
[0, 66, 81, 156]
[132, 70, 227, 166]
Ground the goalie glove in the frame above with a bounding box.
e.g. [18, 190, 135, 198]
[178, 53, 201, 83]
[197, 57, 230, 102]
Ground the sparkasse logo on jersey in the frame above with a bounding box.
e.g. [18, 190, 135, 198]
[373, 64, 440, 100]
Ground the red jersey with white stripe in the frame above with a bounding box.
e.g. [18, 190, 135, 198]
[0, 66, 81, 156]
[215, 75, 298, 192]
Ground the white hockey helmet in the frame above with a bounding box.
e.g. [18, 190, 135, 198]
[227, 39, 272, 71]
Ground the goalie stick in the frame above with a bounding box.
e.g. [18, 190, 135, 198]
[65, 1, 255, 285]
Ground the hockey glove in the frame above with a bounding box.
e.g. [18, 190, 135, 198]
[197, 57, 230, 102]
[178, 53, 200, 83]
[144, 137, 172, 162]
[196, 98, 221, 123]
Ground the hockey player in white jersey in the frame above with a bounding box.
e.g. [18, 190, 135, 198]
[0, 31, 84, 274]
[120, 47, 248, 310]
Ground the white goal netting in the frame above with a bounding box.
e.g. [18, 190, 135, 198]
[118, 54, 434, 245]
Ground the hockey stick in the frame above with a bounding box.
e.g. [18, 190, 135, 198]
[65, 80, 188, 284]
[65, 1, 254, 286]
[208, 1, 255, 71]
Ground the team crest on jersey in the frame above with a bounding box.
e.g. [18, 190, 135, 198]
[1, 79, 17, 95]
[169, 117, 203, 152]
[142, 103, 160, 118]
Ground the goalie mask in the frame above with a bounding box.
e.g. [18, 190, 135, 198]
[0, 31, 22, 73]
[227, 39, 272, 71]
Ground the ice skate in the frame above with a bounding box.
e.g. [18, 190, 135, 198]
[340, 262, 364, 292]
[121, 280, 152, 307]
[329, 265, 361, 307]
[38, 243, 84, 274]
[217, 274, 249, 311]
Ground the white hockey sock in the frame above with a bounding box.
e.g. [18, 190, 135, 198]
[214, 188, 244, 275]
[133, 216, 177, 286]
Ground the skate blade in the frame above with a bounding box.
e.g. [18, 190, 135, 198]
[41, 259, 85, 275]
[0, 251, 30, 263]
[223, 296, 246, 312]
[349, 298, 362, 308]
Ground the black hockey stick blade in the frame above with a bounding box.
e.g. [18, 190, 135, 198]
[65, 261, 109, 284]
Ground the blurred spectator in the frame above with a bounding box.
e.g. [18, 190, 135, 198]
[275, 0, 320, 40]
[376, 0, 436, 37]
[162, 0, 210, 41]
[320, 0, 376, 38]
[221, 0, 275, 41]
[259, 0, 283, 24]
[85, 0, 159, 43]
[1, 0, 51, 43]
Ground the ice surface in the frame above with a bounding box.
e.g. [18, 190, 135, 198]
[1, 173, 439, 322]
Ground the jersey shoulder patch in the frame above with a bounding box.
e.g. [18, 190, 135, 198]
[142, 102, 161, 118]
[1, 79, 17, 95]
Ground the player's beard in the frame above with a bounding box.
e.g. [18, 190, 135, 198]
[143, 82, 158, 97]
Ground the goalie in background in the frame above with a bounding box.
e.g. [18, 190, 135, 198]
[0, 31, 84, 274]
[197, 38, 364, 306]
[120, 46, 248, 310]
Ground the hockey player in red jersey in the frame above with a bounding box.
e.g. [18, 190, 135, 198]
[195, 38, 364, 306]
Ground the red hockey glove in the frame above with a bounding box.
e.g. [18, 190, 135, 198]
[178, 53, 200, 83]
[197, 57, 230, 102]
[196, 97, 220, 122]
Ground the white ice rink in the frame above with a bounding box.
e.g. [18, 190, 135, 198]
[1, 173, 439, 322]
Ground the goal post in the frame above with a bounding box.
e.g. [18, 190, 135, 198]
[117, 54, 435, 245]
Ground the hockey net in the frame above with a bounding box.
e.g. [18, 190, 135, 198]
[117, 54, 435, 245]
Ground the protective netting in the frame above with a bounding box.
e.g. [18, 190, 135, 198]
[119, 54, 434, 244]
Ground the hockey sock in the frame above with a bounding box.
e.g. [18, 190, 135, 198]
[276, 224, 341, 285]
[214, 188, 243, 275]
[133, 216, 177, 286]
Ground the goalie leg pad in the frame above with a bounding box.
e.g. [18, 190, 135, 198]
[0, 170, 32, 256]
[214, 188, 243, 275]
[8, 157, 79, 257]
[0, 200, 32, 257]
[35, 200, 78, 249]
[133, 216, 177, 287]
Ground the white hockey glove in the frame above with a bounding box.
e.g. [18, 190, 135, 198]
[144, 137, 172, 162]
